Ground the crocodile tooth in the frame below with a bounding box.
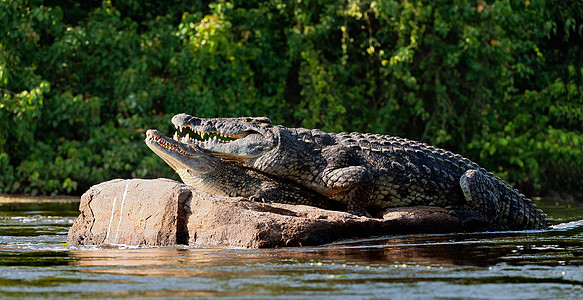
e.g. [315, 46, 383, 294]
[173, 132, 179, 141]
[185, 133, 190, 140]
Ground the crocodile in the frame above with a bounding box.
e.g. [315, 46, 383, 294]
[145, 129, 345, 211]
[170, 113, 551, 230]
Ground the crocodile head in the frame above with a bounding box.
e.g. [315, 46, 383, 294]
[145, 129, 219, 176]
[171, 113, 277, 163]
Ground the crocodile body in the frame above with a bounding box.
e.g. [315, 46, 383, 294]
[171, 114, 551, 230]
[144, 129, 344, 211]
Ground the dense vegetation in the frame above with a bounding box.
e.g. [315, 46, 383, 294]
[1, 0, 582, 196]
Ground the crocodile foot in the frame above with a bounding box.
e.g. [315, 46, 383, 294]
[249, 194, 272, 203]
[445, 205, 493, 231]
[347, 208, 373, 218]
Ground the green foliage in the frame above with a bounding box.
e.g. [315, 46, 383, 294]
[1, 0, 581, 195]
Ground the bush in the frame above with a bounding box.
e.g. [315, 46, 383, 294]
[1, 0, 581, 195]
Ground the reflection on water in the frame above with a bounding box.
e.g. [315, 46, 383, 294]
[1, 198, 582, 298]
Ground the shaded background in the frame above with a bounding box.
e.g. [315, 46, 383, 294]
[1, 0, 581, 196]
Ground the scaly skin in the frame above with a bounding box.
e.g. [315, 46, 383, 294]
[170, 113, 551, 230]
[144, 129, 344, 211]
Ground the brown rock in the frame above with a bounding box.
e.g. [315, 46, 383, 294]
[68, 178, 462, 248]
[67, 178, 190, 246]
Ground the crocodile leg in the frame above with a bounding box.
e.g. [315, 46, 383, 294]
[460, 169, 501, 218]
[318, 146, 374, 215]
[450, 169, 505, 229]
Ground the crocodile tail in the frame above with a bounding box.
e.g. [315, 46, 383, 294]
[495, 179, 551, 230]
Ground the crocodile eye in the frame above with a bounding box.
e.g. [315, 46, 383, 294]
[244, 118, 252, 122]
[255, 117, 271, 124]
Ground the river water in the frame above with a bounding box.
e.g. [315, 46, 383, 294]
[1, 198, 582, 299]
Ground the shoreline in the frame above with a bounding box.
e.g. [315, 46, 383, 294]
[0, 194, 80, 204]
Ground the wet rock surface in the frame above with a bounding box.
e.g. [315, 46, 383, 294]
[68, 179, 462, 248]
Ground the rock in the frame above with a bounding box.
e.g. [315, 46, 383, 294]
[67, 178, 191, 247]
[381, 206, 462, 232]
[68, 179, 462, 248]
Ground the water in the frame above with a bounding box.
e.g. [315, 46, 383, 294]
[1, 198, 582, 299]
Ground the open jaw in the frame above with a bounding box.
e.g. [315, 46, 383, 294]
[171, 118, 275, 161]
[145, 129, 216, 173]
[146, 130, 198, 158]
